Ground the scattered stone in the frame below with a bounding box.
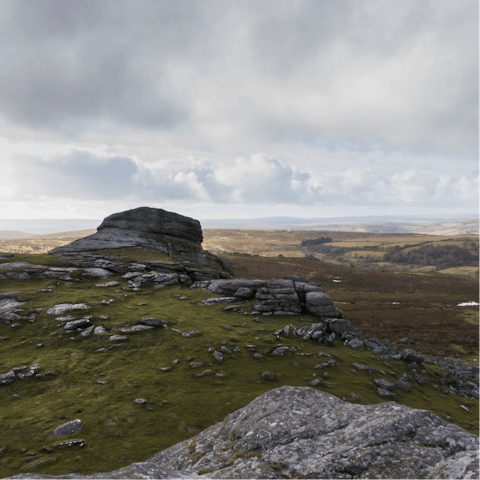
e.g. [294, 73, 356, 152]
[310, 379, 321, 386]
[377, 387, 395, 397]
[159, 367, 172, 372]
[52, 419, 83, 437]
[45, 304, 89, 315]
[95, 281, 119, 287]
[191, 362, 203, 368]
[221, 325, 231, 330]
[373, 379, 396, 391]
[135, 398, 147, 404]
[215, 373, 226, 378]
[394, 380, 412, 392]
[94, 326, 107, 334]
[220, 346, 233, 355]
[262, 371, 275, 380]
[109, 335, 127, 342]
[254, 353, 263, 359]
[197, 369, 212, 377]
[97, 380, 108, 384]
[213, 351, 224, 363]
[346, 338, 365, 350]
[0, 371, 15, 386]
[272, 346, 289, 356]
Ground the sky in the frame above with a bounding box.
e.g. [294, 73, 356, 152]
[0, 0, 478, 221]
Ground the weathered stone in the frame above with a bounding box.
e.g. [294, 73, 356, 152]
[83, 268, 113, 278]
[377, 387, 395, 397]
[0, 370, 15, 386]
[213, 351, 224, 363]
[7, 387, 479, 479]
[109, 335, 127, 342]
[52, 419, 83, 437]
[401, 348, 425, 365]
[347, 338, 365, 350]
[262, 371, 275, 380]
[97, 207, 203, 243]
[135, 398, 147, 404]
[140, 318, 167, 328]
[64, 318, 90, 331]
[45, 304, 89, 315]
[325, 318, 352, 335]
[373, 379, 396, 391]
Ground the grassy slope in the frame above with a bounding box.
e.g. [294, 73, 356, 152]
[0, 254, 478, 477]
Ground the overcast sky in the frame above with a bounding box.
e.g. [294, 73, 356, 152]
[0, 0, 478, 221]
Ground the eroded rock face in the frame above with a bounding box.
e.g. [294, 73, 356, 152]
[98, 207, 203, 244]
[12, 386, 478, 479]
[48, 207, 231, 280]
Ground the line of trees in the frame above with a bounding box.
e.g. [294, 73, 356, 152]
[383, 244, 478, 269]
[301, 236, 333, 246]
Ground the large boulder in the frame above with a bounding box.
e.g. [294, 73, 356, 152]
[48, 207, 231, 279]
[97, 207, 203, 244]
[11, 386, 478, 479]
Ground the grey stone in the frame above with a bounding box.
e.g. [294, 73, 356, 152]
[347, 338, 365, 350]
[95, 281, 119, 287]
[64, 318, 90, 331]
[395, 380, 412, 392]
[135, 398, 147, 404]
[220, 346, 232, 355]
[52, 419, 83, 437]
[377, 387, 395, 397]
[213, 351, 224, 363]
[45, 303, 89, 315]
[97, 207, 203, 243]
[80, 326, 95, 337]
[325, 318, 352, 335]
[94, 326, 107, 334]
[262, 371, 275, 380]
[401, 348, 425, 365]
[310, 379, 321, 386]
[197, 370, 212, 377]
[7, 387, 479, 479]
[109, 335, 127, 342]
[373, 379, 396, 391]
[140, 318, 167, 328]
[83, 268, 113, 278]
[234, 287, 255, 298]
[0, 370, 15, 386]
[272, 346, 289, 356]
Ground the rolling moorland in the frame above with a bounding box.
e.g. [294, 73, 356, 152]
[0, 212, 478, 478]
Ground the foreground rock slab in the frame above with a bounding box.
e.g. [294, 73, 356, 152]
[9, 386, 478, 479]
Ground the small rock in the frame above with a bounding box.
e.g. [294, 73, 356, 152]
[221, 325, 232, 330]
[220, 346, 233, 355]
[213, 351, 224, 363]
[197, 369, 212, 377]
[373, 379, 396, 391]
[94, 326, 107, 334]
[262, 371, 275, 381]
[97, 380, 108, 384]
[377, 388, 395, 398]
[52, 419, 83, 437]
[159, 367, 172, 372]
[310, 379, 321, 386]
[135, 398, 147, 404]
[191, 362, 203, 368]
[216, 373, 226, 378]
[109, 335, 127, 342]
[254, 353, 264, 359]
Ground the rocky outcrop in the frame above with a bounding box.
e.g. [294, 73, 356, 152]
[10, 386, 478, 479]
[192, 277, 339, 317]
[48, 207, 231, 281]
[97, 207, 203, 244]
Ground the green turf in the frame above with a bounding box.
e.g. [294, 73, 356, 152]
[0, 266, 478, 477]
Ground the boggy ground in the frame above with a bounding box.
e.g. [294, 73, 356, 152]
[225, 254, 479, 359]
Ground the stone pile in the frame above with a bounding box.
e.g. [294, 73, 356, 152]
[192, 277, 340, 317]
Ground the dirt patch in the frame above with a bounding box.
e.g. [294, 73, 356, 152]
[225, 255, 479, 358]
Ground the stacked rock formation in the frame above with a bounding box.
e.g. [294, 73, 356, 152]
[192, 276, 340, 317]
[11, 386, 478, 479]
[49, 207, 231, 281]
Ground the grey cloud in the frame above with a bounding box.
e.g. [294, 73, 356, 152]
[10, 150, 478, 209]
[0, 0, 476, 155]
[14, 151, 138, 199]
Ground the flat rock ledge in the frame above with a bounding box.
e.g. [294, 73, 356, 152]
[9, 386, 478, 479]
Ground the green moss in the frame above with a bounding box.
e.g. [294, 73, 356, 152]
[0, 267, 477, 478]
[0, 254, 72, 267]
